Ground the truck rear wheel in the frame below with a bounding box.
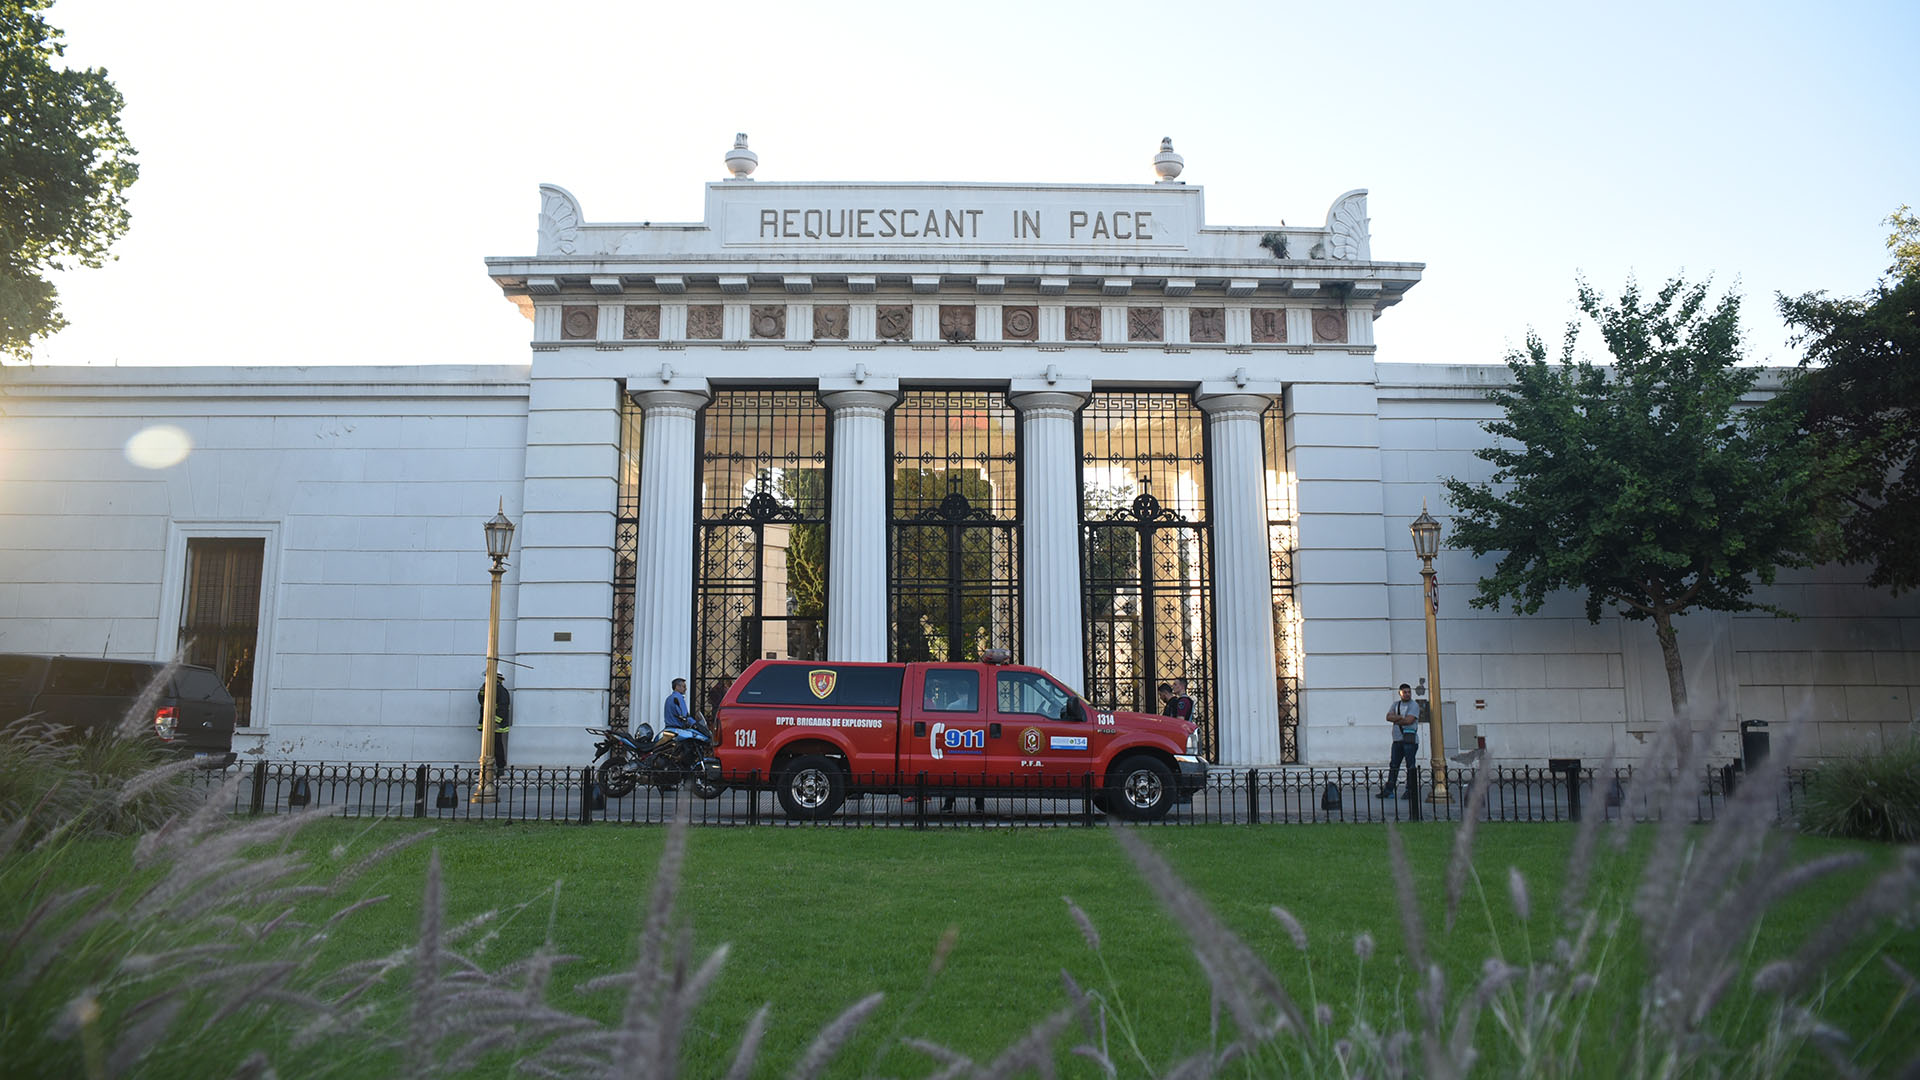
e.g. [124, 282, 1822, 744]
[777, 755, 847, 821]
[1109, 755, 1176, 821]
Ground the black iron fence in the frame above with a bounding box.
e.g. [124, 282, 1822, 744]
[184, 760, 1811, 829]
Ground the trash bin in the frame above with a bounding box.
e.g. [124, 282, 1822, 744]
[1740, 719, 1770, 769]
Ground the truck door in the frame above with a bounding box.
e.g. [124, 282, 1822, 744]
[898, 665, 990, 794]
[985, 668, 1097, 793]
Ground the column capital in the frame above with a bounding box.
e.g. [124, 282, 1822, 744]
[1193, 390, 1277, 420]
[1008, 388, 1091, 417]
[624, 380, 711, 416]
[819, 387, 900, 415]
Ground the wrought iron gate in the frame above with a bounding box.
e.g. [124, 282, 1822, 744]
[890, 391, 1020, 662]
[1265, 406, 1301, 762]
[1080, 392, 1217, 758]
[692, 391, 830, 716]
[611, 400, 643, 729]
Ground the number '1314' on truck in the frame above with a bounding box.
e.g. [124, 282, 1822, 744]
[712, 653, 1207, 820]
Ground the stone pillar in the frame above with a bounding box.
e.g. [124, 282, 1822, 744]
[1196, 388, 1283, 764]
[820, 379, 899, 661]
[626, 383, 710, 728]
[1010, 381, 1091, 692]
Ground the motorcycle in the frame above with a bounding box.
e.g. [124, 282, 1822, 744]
[589, 715, 723, 800]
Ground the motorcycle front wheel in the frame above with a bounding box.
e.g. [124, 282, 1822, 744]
[596, 757, 637, 799]
[691, 775, 723, 800]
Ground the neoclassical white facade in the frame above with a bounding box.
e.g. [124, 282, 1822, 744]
[1, 144, 1914, 766]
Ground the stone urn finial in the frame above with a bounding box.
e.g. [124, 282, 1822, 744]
[1153, 137, 1184, 184]
[725, 133, 758, 181]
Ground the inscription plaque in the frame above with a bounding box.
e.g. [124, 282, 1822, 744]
[1065, 306, 1101, 342]
[814, 305, 849, 339]
[876, 305, 911, 341]
[1002, 305, 1037, 341]
[1252, 309, 1286, 344]
[686, 305, 723, 339]
[562, 305, 597, 340]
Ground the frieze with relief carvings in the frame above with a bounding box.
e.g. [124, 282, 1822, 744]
[1127, 307, 1162, 342]
[562, 306, 597, 340]
[686, 305, 723, 339]
[1001, 306, 1037, 341]
[1066, 306, 1100, 342]
[1313, 309, 1346, 343]
[876, 305, 911, 341]
[1251, 309, 1286, 344]
[1190, 307, 1225, 343]
[939, 305, 974, 342]
[750, 306, 785, 339]
[814, 305, 849, 339]
[623, 305, 660, 340]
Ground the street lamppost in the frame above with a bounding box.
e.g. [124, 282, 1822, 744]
[473, 501, 515, 804]
[1410, 503, 1449, 800]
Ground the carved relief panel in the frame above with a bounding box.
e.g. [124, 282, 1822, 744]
[814, 305, 849, 339]
[1001, 305, 1038, 341]
[561, 305, 597, 340]
[876, 305, 911, 341]
[1127, 307, 1163, 342]
[1312, 309, 1347, 343]
[623, 305, 660, 340]
[938, 305, 975, 341]
[1065, 306, 1101, 342]
[1251, 309, 1287, 344]
[686, 305, 723, 340]
[1189, 307, 1225, 343]
[750, 305, 786, 339]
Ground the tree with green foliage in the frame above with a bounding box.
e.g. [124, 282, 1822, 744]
[1443, 278, 1823, 716]
[1, 0, 137, 362]
[1771, 209, 1920, 593]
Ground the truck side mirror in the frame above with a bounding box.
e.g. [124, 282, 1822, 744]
[1063, 698, 1086, 723]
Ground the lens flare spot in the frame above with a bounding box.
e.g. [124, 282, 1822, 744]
[124, 425, 192, 469]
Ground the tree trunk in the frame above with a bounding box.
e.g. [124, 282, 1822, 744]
[1652, 608, 1689, 717]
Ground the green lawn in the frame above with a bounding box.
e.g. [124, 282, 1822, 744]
[12, 820, 1918, 1078]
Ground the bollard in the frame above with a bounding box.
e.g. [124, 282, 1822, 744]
[1407, 765, 1421, 822]
[1246, 768, 1260, 825]
[249, 760, 268, 816]
[748, 769, 760, 826]
[1082, 771, 1096, 827]
[413, 764, 429, 819]
[914, 772, 928, 831]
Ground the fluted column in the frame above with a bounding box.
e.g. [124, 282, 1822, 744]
[626, 384, 710, 728]
[820, 382, 899, 661]
[1010, 382, 1091, 692]
[1196, 391, 1282, 764]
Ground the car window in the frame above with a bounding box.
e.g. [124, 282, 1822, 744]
[997, 671, 1072, 718]
[46, 660, 107, 694]
[921, 670, 980, 713]
[736, 664, 903, 708]
[105, 663, 158, 695]
[174, 668, 230, 702]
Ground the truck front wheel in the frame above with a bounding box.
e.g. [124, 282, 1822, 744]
[1109, 755, 1176, 821]
[777, 755, 847, 821]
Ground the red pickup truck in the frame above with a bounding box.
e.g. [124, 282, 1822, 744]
[712, 654, 1207, 821]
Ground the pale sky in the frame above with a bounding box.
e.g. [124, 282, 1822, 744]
[31, 0, 1920, 370]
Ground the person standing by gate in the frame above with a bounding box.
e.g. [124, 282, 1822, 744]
[1379, 682, 1420, 798]
[1168, 678, 1194, 722]
[477, 673, 512, 769]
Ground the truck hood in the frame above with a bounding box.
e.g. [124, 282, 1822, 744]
[1095, 707, 1195, 741]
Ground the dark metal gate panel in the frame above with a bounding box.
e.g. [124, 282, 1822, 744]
[692, 391, 830, 717]
[1264, 406, 1301, 763]
[611, 400, 643, 728]
[890, 391, 1020, 662]
[1080, 392, 1218, 759]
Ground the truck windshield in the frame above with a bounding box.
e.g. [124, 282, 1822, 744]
[996, 671, 1072, 718]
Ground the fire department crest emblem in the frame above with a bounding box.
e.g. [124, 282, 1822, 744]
[808, 669, 837, 699]
[1021, 727, 1043, 754]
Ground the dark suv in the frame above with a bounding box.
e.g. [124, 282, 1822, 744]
[0, 654, 238, 766]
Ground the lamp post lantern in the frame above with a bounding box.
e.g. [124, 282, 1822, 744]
[1410, 504, 1449, 800]
[474, 501, 515, 804]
